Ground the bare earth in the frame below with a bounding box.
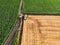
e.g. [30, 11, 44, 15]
[21, 15, 60, 45]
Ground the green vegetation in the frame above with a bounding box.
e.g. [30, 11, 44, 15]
[23, 0, 60, 14]
[0, 0, 20, 45]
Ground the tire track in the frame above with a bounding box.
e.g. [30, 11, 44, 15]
[4, 18, 20, 45]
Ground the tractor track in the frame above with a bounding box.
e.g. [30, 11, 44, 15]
[4, 0, 23, 45]
[4, 18, 21, 45]
[19, 0, 24, 45]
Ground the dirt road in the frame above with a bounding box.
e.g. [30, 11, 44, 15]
[21, 15, 60, 45]
[4, 18, 20, 45]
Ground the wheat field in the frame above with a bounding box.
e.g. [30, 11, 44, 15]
[21, 15, 60, 45]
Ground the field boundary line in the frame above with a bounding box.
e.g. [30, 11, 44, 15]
[4, 18, 20, 45]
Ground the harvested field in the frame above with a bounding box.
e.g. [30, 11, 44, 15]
[21, 15, 60, 45]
